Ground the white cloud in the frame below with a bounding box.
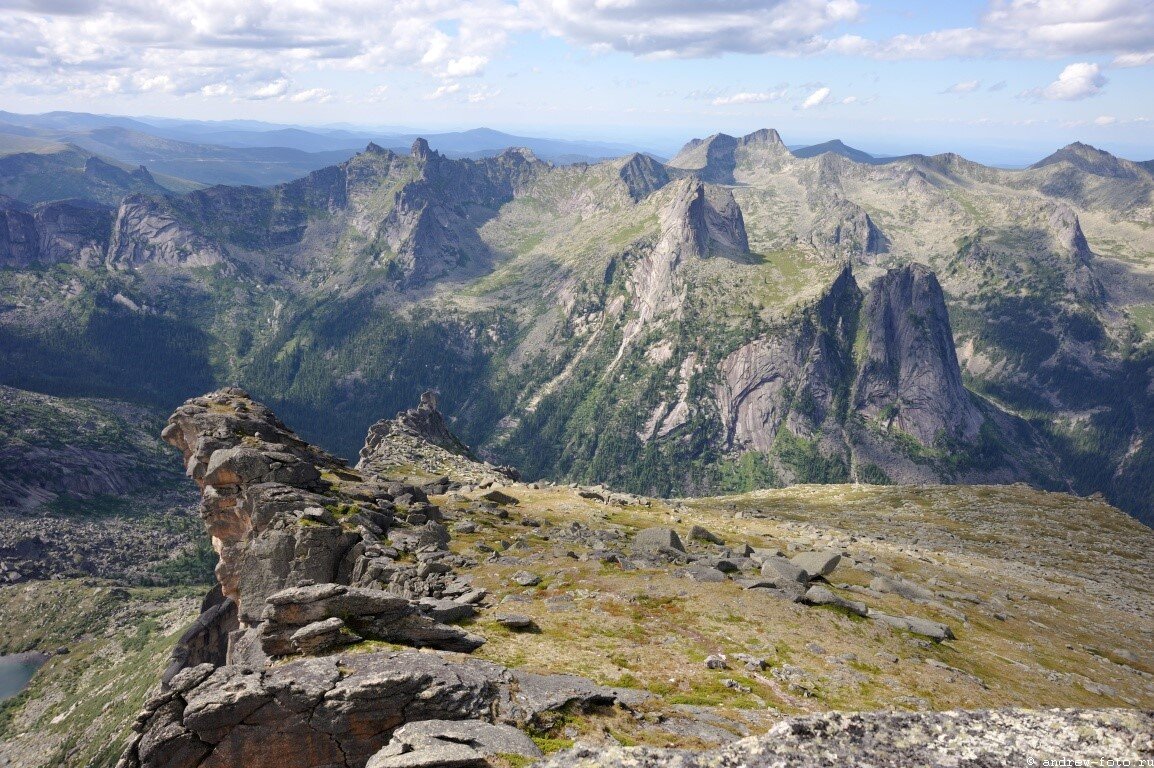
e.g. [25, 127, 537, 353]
[443, 55, 488, 77]
[0, 0, 1150, 106]
[1094, 115, 1117, 125]
[200, 83, 231, 98]
[466, 85, 501, 103]
[801, 86, 831, 109]
[426, 82, 462, 100]
[250, 78, 291, 100]
[523, 0, 863, 58]
[840, 95, 857, 104]
[0, 0, 521, 98]
[711, 90, 787, 106]
[1034, 62, 1107, 100]
[286, 88, 331, 103]
[943, 79, 980, 94]
[834, 0, 1154, 60]
[1113, 51, 1154, 67]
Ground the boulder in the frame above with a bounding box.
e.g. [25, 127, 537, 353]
[870, 575, 936, 601]
[790, 550, 842, 578]
[761, 556, 808, 583]
[480, 489, 519, 505]
[632, 527, 685, 554]
[801, 585, 868, 617]
[872, 611, 955, 641]
[511, 571, 541, 587]
[495, 613, 535, 630]
[688, 525, 725, 545]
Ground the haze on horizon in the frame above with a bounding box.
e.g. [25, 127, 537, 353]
[1, 0, 1152, 165]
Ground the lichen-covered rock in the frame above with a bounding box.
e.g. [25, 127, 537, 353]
[119, 650, 638, 768]
[367, 719, 542, 768]
[540, 709, 1154, 767]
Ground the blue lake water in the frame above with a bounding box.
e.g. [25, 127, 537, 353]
[0, 653, 47, 702]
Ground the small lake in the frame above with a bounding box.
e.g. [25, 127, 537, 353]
[0, 652, 47, 702]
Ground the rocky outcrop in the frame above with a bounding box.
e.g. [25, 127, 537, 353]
[0, 196, 111, 268]
[108, 194, 228, 269]
[715, 266, 860, 452]
[120, 389, 645, 768]
[808, 196, 886, 263]
[359, 391, 518, 484]
[542, 709, 1154, 767]
[377, 140, 544, 286]
[120, 652, 637, 768]
[1046, 202, 1104, 300]
[160, 388, 351, 622]
[853, 264, 984, 445]
[626, 178, 749, 330]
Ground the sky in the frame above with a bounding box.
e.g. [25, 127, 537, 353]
[1, 0, 1152, 163]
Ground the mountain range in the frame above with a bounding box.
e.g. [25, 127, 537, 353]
[0, 124, 1152, 525]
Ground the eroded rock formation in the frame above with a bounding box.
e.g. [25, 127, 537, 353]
[853, 263, 984, 445]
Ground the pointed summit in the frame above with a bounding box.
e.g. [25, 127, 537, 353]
[410, 137, 432, 161]
[1030, 142, 1147, 179]
[616, 152, 670, 201]
[792, 139, 878, 164]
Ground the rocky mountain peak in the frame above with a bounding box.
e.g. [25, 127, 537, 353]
[616, 152, 670, 201]
[410, 137, 433, 161]
[1031, 141, 1146, 179]
[649, 177, 748, 273]
[739, 128, 784, 147]
[852, 263, 983, 445]
[669, 128, 790, 183]
[668, 133, 739, 183]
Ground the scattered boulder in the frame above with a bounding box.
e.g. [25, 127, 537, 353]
[872, 611, 955, 641]
[538, 709, 1154, 767]
[481, 489, 519, 506]
[632, 527, 685, 554]
[704, 654, 728, 670]
[802, 585, 868, 617]
[495, 613, 536, 630]
[511, 571, 541, 587]
[871, 575, 936, 601]
[761, 556, 808, 583]
[688, 525, 724, 545]
[790, 551, 842, 579]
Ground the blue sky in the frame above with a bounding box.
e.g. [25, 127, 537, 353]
[1, 1, 1151, 163]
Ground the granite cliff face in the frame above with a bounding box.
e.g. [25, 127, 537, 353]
[0, 196, 111, 268]
[714, 266, 860, 454]
[853, 264, 983, 445]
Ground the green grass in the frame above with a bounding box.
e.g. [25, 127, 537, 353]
[1128, 304, 1154, 336]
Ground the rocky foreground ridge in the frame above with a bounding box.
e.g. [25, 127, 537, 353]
[111, 388, 1154, 768]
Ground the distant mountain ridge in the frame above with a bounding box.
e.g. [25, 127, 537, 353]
[1, 127, 1153, 524]
[791, 139, 886, 164]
